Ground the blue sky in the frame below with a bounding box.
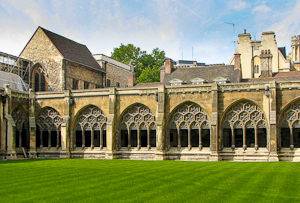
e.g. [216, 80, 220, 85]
[0, 0, 299, 64]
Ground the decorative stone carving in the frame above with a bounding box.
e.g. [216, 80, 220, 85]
[37, 107, 63, 131]
[282, 102, 300, 128]
[121, 104, 156, 130]
[170, 102, 210, 129]
[223, 101, 266, 129]
[12, 107, 28, 131]
[76, 105, 106, 130]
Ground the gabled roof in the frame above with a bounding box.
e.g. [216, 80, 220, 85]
[39, 27, 103, 72]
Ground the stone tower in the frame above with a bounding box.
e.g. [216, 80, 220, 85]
[291, 35, 300, 71]
[291, 35, 300, 62]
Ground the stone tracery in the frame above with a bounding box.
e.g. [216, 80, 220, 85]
[280, 102, 300, 148]
[36, 107, 63, 148]
[75, 105, 107, 149]
[12, 107, 29, 148]
[169, 102, 210, 149]
[120, 104, 156, 149]
[222, 101, 267, 149]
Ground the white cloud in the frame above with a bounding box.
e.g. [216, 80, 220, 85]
[252, 3, 271, 14]
[227, 0, 247, 11]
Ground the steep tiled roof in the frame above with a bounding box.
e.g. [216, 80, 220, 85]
[40, 27, 103, 72]
[164, 65, 240, 84]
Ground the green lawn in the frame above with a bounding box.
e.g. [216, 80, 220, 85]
[0, 159, 300, 202]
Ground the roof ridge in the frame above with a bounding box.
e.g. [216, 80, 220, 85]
[39, 26, 85, 47]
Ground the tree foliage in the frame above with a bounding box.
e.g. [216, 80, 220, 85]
[111, 44, 165, 83]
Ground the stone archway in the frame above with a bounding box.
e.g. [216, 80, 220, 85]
[119, 103, 156, 149]
[74, 105, 107, 149]
[222, 100, 267, 150]
[280, 101, 300, 149]
[12, 107, 29, 148]
[168, 102, 210, 150]
[36, 107, 63, 148]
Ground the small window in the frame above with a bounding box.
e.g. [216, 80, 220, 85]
[84, 81, 89, 89]
[116, 82, 120, 87]
[106, 79, 111, 87]
[72, 79, 79, 90]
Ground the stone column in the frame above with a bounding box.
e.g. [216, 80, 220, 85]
[91, 129, 94, 149]
[155, 85, 166, 160]
[177, 128, 181, 149]
[63, 90, 72, 157]
[198, 128, 202, 150]
[267, 81, 279, 161]
[210, 83, 219, 161]
[99, 128, 103, 149]
[147, 128, 150, 149]
[188, 128, 191, 150]
[29, 89, 37, 158]
[0, 97, 6, 152]
[4, 85, 16, 158]
[48, 130, 51, 148]
[137, 128, 141, 149]
[106, 87, 117, 159]
[127, 128, 131, 149]
[254, 128, 258, 150]
[242, 127, 246, 150]
[231, 127, 235, 149]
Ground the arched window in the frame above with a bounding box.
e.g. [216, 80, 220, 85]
[36, 107, 63, 148]
[280, 102, 300, 149]
[119, 104, 156, 149]
[74, 105, 106, 149]
[168, 102, 210, 150]
[222, 101, 267, 150]
[32, 65, 46, 92]
[12, 107, 29, 148]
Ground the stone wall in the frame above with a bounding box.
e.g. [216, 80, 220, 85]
[65, 61, 104, 90]
[20, 28, 64, 91]
[2, 81, 300, 161]
[104, 62, 134, 87]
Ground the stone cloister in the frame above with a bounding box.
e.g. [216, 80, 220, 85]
[2, 81, 300, 161]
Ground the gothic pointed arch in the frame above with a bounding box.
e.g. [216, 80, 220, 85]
[12, 106, 29, 148]
[280, 99, 300, 148]
[119, 103, 156, 149]
[31, 63, 47, 92]
[74, 105, 107, 149]
[168, 101, 210, 149]
[221, 100, 267, 149]
[36, 107, 63, 148]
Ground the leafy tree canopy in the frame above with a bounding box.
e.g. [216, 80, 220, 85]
[111, 44, 165, 83]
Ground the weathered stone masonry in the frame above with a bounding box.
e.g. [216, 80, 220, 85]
[2, 81, 300, 161]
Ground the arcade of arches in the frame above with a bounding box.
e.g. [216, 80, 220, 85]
[3, 82, 300, 161]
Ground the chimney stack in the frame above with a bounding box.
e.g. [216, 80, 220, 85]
[160, 58, 174, 83]
[234, 53, 242, 82]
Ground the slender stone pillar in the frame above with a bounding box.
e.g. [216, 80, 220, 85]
[48, 130, 51, 148]
[177, 128, 181, 149]
[290, 127, 294, 150]
[91, 130, 94, 149]
[137, 128, 141, 149]
[231, 127, 235, 149]
[0, 98, 6, 152]
[254, 128, 258, 150]
[210, 83, 219, 161]
[40, 130, 43, 148]
[147, 128, 150, 149]
[100, 128, 103, 149]
[198, 128, 202, 150]
[188, 128, 191, 150]
[127, 128, 131, 149]
[242, 127, 247, 150]
[155, 85, 166, 160]
[81, 129, 85, 148]
[56, 130, 60, 148]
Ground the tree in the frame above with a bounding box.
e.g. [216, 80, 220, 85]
[111, 44, 165, 83]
